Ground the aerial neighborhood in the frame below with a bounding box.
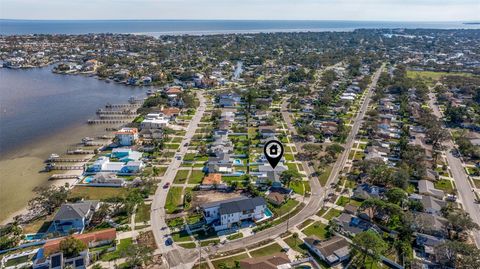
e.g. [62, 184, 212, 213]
[1, 29, 480, 269]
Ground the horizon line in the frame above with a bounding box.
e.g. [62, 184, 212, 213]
[0, 18, 478, 23]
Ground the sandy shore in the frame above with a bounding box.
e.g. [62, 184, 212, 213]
[0, 123, 114, 224]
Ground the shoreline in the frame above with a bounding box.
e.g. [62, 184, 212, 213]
[0, 122, 112, 224]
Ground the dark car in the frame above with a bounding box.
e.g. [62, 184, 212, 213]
[165, 238, 173, 246]
[163, 182, 171, 189]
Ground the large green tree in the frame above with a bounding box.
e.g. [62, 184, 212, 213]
[350, 230, 388, 268]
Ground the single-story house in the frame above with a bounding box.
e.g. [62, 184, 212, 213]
[418, 180, 445, 200]
[304, 235, 350, 265]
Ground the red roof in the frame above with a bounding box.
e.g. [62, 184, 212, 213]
[43, 228, 116, 256]
[166, 86, 183, 94]
[161, 107, 181, 116]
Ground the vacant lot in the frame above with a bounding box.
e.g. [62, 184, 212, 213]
[69, 186, 129, 200]
[191, 190, 243, 209]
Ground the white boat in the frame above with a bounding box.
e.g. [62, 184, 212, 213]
[82, 137, 94, 142]
[48, 153, 60, 160]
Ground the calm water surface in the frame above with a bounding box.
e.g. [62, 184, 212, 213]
[1, 20, 479, 36]
[0, 67, 145, 156]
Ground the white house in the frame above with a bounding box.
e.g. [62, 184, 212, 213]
[202, 197, 269, 231]
[114, 128, 138, 146]
[141, 113, 169, 129]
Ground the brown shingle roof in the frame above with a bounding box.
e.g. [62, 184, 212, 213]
[304, 235, 349, 258]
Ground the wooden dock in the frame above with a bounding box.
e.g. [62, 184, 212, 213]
[105, 103, 141, 108]
[88, 119, 131, 124]
[99, 115, 137, 119]
[83, 141, 107, 146]
[45, 164, 84, 171]
[47, 158, 90, 163]
[66, 149, 95, 154]
[96, 109, 137, 115]
[49, 174, 80, 180]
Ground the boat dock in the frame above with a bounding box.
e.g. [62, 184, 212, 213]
[47, 158, 90, 163]
[88, 119, 131, 124]
[105, 103, 141, 109]
[45, 164, 84, 171]
[48, 174, 80, 180]
[96, 109, 137, 115]
[98, 115, 136, 119]
[66, 149, 95, 154]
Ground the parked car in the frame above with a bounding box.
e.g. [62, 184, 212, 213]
[165, 238, 173, 246]
[163, 182, 171, 189]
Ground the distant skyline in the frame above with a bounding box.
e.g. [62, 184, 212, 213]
[1, 0, 479, 21]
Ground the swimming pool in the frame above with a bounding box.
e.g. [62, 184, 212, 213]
[84, 176, 94, 183]
[264, 208, 273, 218]
[25, 233, 45, 241]
[233, 159, 243, 165]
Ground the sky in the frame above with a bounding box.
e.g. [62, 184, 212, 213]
[1, 0, 479, 21]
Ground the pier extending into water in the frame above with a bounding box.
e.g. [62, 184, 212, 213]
[48, 174, 80, 180]
[88, 119, 132, 124]
[66, 149, 95, 154]
[46, 158, 90, 163]
[45, 164, 84, 171]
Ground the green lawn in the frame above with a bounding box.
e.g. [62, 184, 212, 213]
[284, 153, 295, 161]
[298, 219, 315, 230]
[226, 233, 243, 241]
[101, 238, 133, 261]
[336, 196, 351, 207]
[287, 163, 299, 173]
[174, 170, 190, 184]
[165, 187, 183, 214]
[434, 179, 454, 193]
[69, 186, 129, 200]
[302, 222, 328, 239]
[250, 243, 284, 257]
[178, 242, 197, 249]
[270, 199, 299, 217]
[189, 170, 205, 184]
[323, 208, 342, 220]
[171, 230, 192, 242]
[211, 253, 249, 269]
[318, 166, 333, 186]
[290, 181, 306, 195]
[284, 236, 308, 254]
[135, 203, 151, 223]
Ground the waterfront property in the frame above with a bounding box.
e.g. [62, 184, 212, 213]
[49, 200, 100, 235]
[33, 228, 116, 269]
[202, 196, 270, 231]
[140, 113, 170, 129]
[114, 127, 138, 146]
[86, 149, 144, 175]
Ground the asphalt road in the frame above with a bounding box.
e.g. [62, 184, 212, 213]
[150, 90, 207, 269]
[427, 93, 480, 247]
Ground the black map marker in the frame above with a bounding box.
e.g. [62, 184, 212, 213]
[264, 140, 284, 169]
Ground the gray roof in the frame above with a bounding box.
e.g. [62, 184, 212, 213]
[219, 197, 266, 215]
[421, 196, 446, 212]
[53, 201, 99, 221]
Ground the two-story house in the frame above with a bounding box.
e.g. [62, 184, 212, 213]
[49, 201, 100, 235]
[202, 197, 269, 231]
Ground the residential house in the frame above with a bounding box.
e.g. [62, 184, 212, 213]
[266, 186, 292, 206]
[141, 113, 169, 129]
[258, 126, 276, 138]
[304, 235, 350, 265]
[49, 201, 100, 235]
[352, 184, 383, 201]
[202, 196, 269, 231]
[418, 180, 444, 200]
[114, 128, 138, 146]
[334, 213, 380, 237]
[256, 162, 288, 184]
[414, 233, 445, 263]
[413, 212, 448, 237]
[218, 93, 241, 107]
[418, 195, 446, 215]
[34, 229, 116, 269]
[239, 253, 291, 269]
[87, 155, 144, 174]
[84, 173, 125, 187]
[206, 152, 232, 174]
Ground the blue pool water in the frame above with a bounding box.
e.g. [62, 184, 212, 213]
[265, 208, 273, 218]
[84, 176, 94, 183]
[233, 159, 242, 165]
[25, 233, 45, 241]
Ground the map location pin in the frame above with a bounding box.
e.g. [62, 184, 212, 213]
[264, 139, 284, 169]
